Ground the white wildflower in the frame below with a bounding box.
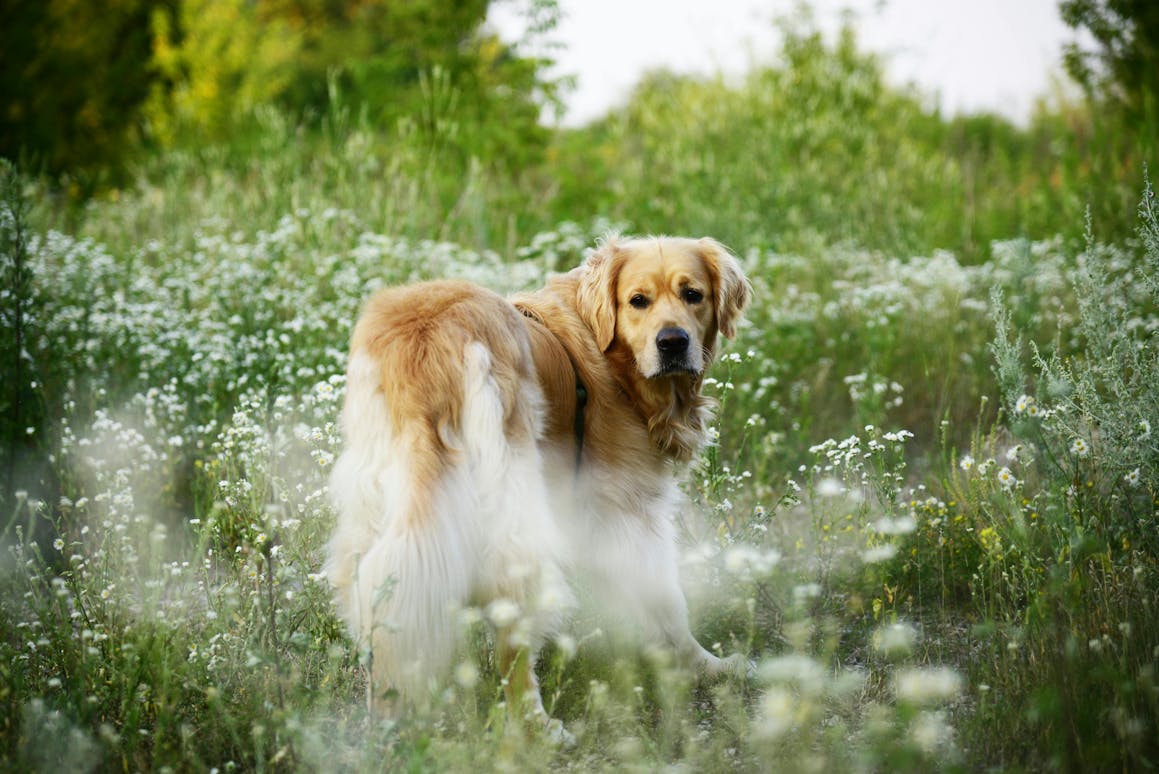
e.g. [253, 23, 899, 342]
[454, 661, 479, 689]
[894, 666, 963, 704]
[873, 622, 918, 658]
[873, 515, 916, 535]
[486, 598, 521, 628]
[910, 710, 955, 754]
[755, 687, 795, 740]
[816, 477, 844, 498]
[758, 654, 826, 695]
[861, 544, 897, 563]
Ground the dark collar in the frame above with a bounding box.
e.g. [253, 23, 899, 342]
[572, 377, 588, 469]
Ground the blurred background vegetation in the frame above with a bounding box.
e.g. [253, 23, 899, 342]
[0, 0, 1155, 260]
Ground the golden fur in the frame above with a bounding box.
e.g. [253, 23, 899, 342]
[326, 235, 751, 731]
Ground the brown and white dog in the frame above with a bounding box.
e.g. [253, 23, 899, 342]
[325, 235, 751, 730]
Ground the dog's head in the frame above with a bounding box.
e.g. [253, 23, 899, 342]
[577, 236, 750, 379]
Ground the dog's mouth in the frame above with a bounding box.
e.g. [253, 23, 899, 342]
[655, 360, 701, 378]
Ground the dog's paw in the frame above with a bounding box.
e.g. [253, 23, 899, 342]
[543, 717, 577, 748]
[721, 652, 757, 681]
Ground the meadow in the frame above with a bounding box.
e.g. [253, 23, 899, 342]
[3, 16, 1159, 773]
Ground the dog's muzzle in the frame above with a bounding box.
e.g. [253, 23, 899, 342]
[656, 327, 696, 374]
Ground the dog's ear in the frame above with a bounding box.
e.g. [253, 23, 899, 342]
[577, 236, 625, 351]
[698, 238, 751, 339]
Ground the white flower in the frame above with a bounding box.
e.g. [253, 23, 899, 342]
[1070, 438, 1090, 458]
[724, 545, 781, 576]
[1124, 468, 1141, 487]
[873, 515, 916, 535]
[910, 710, 955, 755]
[556, 634, 577, 660]
[996, 467, 1017, 489]
[959, 454, 975, 472]
[53, 538, 65, 551]
[1014, 394, 1034, 414]
[485, 599, 521, 628]
[758, 654, 826, 695]
[816, 477, 844, 498]
[1138, 419, 1152, 441]
[792, 583, 822, 604]
[861, 544, 897, 563]
[894, 666, 963, 704]
[873, 622, 918, 658]
[755, 687, 795, 740]
[454, 661, 479, 689]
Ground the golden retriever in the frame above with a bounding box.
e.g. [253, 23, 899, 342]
[325, 235, 751, 732]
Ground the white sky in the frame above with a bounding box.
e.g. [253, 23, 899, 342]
[489, 0, 1081, 126]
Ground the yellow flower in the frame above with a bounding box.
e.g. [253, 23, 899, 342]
[978, 527, 1002, 555]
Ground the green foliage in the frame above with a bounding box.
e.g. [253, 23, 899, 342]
[544, 13, 1156, 262]
[0, 161, 62, 542]
[1061, 0, 1159, 120]
[2, 0, 561, 188]
[991, 177, 1159, 519]
[551, 21, 962, 257]
[894, 179, 1159, 770]
[0, 0, 168, 185]
[144, 0, 303, 145]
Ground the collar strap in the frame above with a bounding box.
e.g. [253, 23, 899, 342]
[573, 378, 588, 469]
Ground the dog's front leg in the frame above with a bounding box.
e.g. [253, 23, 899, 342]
[651, 585, 753, 680]
[673, 630, 754, 679]
[495, 628, 573, 745]
[495, 627, 544, 718]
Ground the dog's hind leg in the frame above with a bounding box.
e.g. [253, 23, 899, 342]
[460, 340, 573, 738]
[353, 512, 473, 715]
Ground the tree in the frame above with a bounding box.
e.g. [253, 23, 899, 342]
[2, 0, 563, 183]
[0, 0, 172, 184]
[1060, 0, 1159, 119]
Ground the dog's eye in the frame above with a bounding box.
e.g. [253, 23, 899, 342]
[629, 294, 650, 309]
[682, 288, 705, 304]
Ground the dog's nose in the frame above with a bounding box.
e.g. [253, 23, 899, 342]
[656, 327, 690, 355]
